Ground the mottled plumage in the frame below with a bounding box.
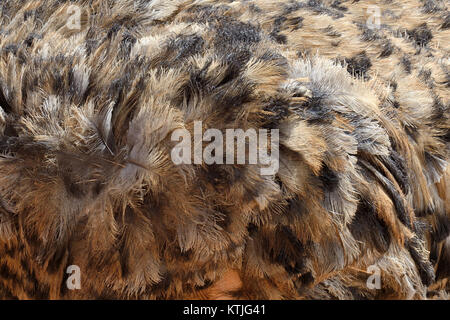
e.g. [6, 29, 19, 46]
[0, 0, 449, 299]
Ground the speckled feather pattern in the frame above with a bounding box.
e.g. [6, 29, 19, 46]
[0, 0, 449, 299]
